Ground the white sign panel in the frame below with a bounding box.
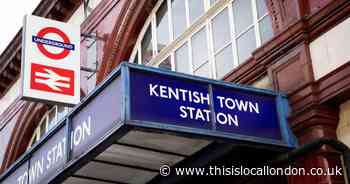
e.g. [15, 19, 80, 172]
[21, 15, 80, 105]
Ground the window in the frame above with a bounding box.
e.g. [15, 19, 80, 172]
[171, 0, 187, 38]
[237, 28, 256, 63]
[215, 45, 234, 79]
[141, 25, 153, 64]
[192, 27, 209, 71]
[133, 52, 139, 64]
[156, 1, 170, 53]
[130, 0, 273, 79]
[188, 0, 205, 23]
[212, 8, 234, 78]
[259, 15, 273, 43]
[68, 0, 102, 25]
[191, 27, 211, 78]
[27, 106, 70, 150]
[175, 43, 190, 74]
[256, 0, 268, 18]
[212, 8, 231, 51]
[159, 57, 172, 70]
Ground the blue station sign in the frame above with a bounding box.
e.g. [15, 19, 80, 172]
[129, 66, 296, 146]
[0, 63, 297, 184]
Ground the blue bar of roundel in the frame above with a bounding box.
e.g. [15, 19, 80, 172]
[32, 36, 75, 50]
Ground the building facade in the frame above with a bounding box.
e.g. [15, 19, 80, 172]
[0, 0, 350, 183]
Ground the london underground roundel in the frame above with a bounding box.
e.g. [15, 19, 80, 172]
[32, 27, 75, 60]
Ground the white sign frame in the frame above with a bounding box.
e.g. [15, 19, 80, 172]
[21, 15, 80, 105]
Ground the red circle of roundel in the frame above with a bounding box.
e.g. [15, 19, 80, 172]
[36, 27, 71, 60]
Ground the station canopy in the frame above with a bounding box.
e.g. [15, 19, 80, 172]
[0, 63, 297, 184]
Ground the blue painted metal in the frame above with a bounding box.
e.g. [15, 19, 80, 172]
[208, 84, 217, 131]
[121, 62, 131, 122]
[65, 117, 72, 163]
[0, 62, 297, 183]
[276, 95, 298, 147]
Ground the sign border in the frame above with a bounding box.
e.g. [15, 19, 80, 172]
[20, 15, 80, 106]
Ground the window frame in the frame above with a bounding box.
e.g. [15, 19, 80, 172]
[130, 0, 272, 79]
[27, 106, 69, 150]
